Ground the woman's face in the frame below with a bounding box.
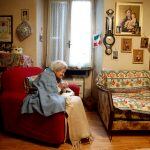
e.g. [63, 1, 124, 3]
[55, 68, 66, 79]
[126, 9, 131, 18]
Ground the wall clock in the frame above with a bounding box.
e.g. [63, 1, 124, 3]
[103, 9, 115, 55]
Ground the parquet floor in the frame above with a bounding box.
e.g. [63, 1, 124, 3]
[0, 111, 150, 150]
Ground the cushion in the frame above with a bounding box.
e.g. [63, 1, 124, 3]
[24, 75, 38, 93]
[68, 83, 80, 96]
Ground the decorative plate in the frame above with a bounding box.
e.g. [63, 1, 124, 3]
[16, 21, 31, 41]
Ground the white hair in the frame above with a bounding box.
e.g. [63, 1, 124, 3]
[50, 60, 68, 72]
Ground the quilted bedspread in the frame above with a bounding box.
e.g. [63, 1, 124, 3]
[112, 89, 150, 115]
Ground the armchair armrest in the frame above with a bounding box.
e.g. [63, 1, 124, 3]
[68, 83, 80, 96]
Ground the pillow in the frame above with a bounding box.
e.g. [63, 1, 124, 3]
[24, 75, 38, 94]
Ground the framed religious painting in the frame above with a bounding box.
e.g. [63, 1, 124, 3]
[140, 37, 149, 48]
[115, 2, 143, 36]
[133, 49, 144, 64]
[0, 15, 13, 43]
[121, 38, 132, 53]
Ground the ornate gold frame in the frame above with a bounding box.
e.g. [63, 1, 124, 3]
[115, 2, 143, 36]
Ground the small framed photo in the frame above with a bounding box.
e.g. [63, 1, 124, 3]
[121, 38, 132, 53]
[140, 37, 149, 48]
[0, 15, 13, 43]
[116, 26, 121, 33]
[21, 9, 29, 21]
[112, 51, 118, 59]
[133, 49, 144, 64]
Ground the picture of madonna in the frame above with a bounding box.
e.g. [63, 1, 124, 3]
[115, 2, 142, 36]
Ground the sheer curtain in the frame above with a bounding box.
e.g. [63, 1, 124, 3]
[69, 0, 92, 68]
[46, 0, 69, 66]
[46, 0, 93, 68]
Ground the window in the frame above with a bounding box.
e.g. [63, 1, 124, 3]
[47, 0, 93, 68]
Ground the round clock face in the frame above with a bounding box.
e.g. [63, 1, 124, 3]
[105, 35, 115, 45]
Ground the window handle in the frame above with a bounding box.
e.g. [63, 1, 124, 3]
[67, 40, 72, 48]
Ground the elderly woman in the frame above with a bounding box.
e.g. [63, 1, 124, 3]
[21, 60, 92, 147]
[49, 60, 92, 147]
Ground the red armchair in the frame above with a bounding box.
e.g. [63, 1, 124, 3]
[0, 66, 79, 145]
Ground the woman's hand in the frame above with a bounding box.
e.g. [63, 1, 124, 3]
[58, 81, 68, 90]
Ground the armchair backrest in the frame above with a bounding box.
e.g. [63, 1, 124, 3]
[1, 67, 43, 93]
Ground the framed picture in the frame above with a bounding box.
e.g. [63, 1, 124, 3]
[140, 37, 149, 48]
[21, 9, 29, 21]
[121, 38, 132, 53]
[133, 49, 144, 64]
[115, 2, 143, 36]
[0, 42, 12, 52]
[112, 51, 118, 59]
[0, 15, 13, 43]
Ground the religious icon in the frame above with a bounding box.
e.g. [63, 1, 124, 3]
[121, 38, 132, 53]
[133, 49, 144, 64]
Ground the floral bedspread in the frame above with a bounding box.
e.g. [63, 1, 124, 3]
[112, 89, 150, 115]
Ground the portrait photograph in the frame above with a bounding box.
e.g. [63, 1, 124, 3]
[115, 2, 143, 36]
[21, 9, 29, 21]
[133, 49, 144, 64]
[121, 38, 132, 53]
[112, 51, 118, 60]
[140, 37, 149, 48]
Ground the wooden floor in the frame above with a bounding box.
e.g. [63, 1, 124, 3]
[0, 111, 150, 150]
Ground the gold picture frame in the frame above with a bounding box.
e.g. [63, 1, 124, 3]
[140, 37, 149, 48]
[121, 38, 132, 53]
[115, 2, 143, 36]
[133, 49, 144, 64]
[21, 9, 29, 21]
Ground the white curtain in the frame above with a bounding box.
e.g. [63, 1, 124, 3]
[46, 0, 69, 66]
[46, 0, 93, 68]
[69, 0, 93, 68]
